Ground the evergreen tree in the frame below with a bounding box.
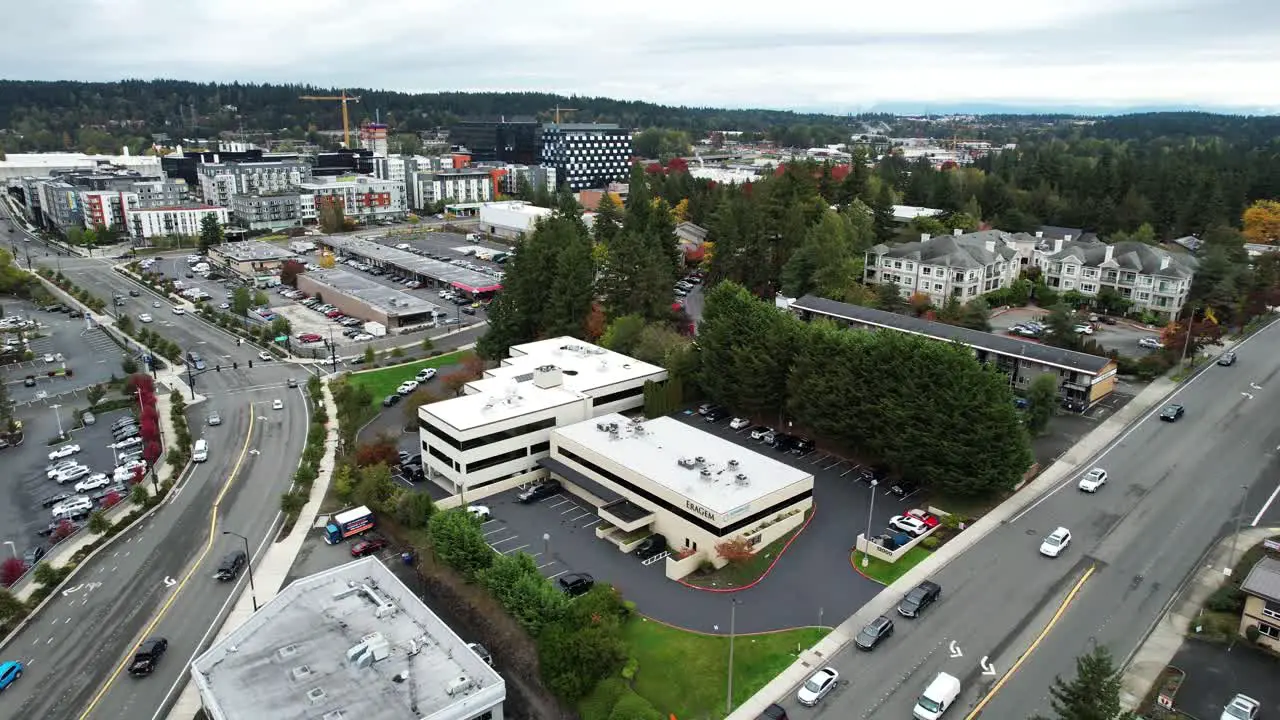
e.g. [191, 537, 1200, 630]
[1032, 646, 1135, 720]
[872, 182, 897, 242]
[542, 225, 596, 337]
[593, 193, 623, 247]
[198, 214, 224, 252]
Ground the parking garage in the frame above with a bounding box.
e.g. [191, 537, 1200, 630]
[295, 268, 444, 329]
[317, 235, 501, 295]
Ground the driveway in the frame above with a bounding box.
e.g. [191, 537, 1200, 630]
[1171, 639, 1280, 719]
[1032, 383, 1138, 467]
[990, 306, 1164, 356]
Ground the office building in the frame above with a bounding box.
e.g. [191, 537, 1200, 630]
[190, 557, 505, 720]
[450, 119, 542, 164]
[298, 176, 407, 223]
[418, 339, 666, 495]
[296, 269, 443, 328]
[0, 150, 160, 181]
[540, 123, 633, 190]
[196, 157, 313, 206]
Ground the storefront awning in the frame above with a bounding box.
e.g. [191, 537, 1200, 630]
[538, 456, 623, 505]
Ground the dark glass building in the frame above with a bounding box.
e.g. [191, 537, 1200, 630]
[450, 119, 542, 164]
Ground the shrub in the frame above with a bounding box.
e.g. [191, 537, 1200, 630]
[1206, 585, 1245, 614]
[427, 509, 494, 580]
[1247, 624, 1262, 643]
[0, 557, 27, 587]
[921, 536, 940, 550]
[539, 618, 628, 702]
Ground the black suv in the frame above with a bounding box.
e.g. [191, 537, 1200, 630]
[1160, 404, 1185, 422]
[128, 637, 168, 677]
[634, 535, 667, 561]
[790, 438, 815, 457]
[897, 580, 941, 618]
[704, 407, 730, 422]
[559, 573, 595, 597]
[854, 615, 895, 650]
[214, 549, 247, 581]
[517, 479, 561, 504]
[772, 433, 797, 452]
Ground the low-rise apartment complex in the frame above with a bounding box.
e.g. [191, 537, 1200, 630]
[196, 157, 312, 206]
[298, 176, 407, 223]
[1035, 236, 1196, 321]
[865, 230, 1023, 306]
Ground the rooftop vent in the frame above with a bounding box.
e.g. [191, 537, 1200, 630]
[699, 469, 713, 479]
[695, 456, 706, 464]
[735, 473, 750, 486]
[446, 675, 475, 696]
[597, 359, 609, 372]
[678, 457, 698, 469]
[597, 421, 619, 433]
[307, 687, 328, 704]
[727, 459, 739, 469]
[277, 644, 300, 660]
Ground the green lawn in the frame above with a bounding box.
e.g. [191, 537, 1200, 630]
[347, 351, 472, 405]
[623, 617, 828, 719]
[852, 545, 932, 585]
[683, 514, 808, 590]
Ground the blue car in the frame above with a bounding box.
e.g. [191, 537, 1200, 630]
[0, 660, 22, 690]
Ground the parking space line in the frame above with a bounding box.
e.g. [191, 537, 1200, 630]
[561, 505, 580, 515]
[569, 512, 593, 522]
[537, 562, 556, 569]
[547, 498, 572, 508]
[489, 535, 519, 546]
[505, 544, 530, 553]
[482, 527, 507, 537]
[547, 569, 567, 579]
[582, 518, 601, 528]
[810, 453, 828, 464]
[841, 464, 860, 477]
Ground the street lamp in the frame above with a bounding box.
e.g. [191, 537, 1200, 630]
[543, 533, 551, 558]
[2, 541, 16, 559]
[1226, 484, 1250, 577]
[50, 403, 64, 439]
[862, 479, 878, 567]
[222, 531, 259, 611]
[726, 598, 741, 715]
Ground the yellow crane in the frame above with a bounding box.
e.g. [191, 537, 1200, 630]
[299, 91, 362, 148]
[548, 105, 578, 124]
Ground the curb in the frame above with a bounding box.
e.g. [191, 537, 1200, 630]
[676, 507, 816, 594]
[848, 550, 888, 586]
[634, 611, 834, 638]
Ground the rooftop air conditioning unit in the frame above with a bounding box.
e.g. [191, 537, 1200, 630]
[727, 459, 739, 469]
[447, 675, 474, 696]
[735, 473, 750, 485]
[596, 421, 612, 432]
[699, 469, 712, 478]
[694, 456, 706, 464]
[678, 457, 698, 469]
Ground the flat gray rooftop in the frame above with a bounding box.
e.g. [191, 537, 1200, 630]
[190, 558, 504, 720]
[304, 268, 442, 317]
[213, 240, 296, 262]
[554, 414, 813, 515]
[321, 235, 499, 290]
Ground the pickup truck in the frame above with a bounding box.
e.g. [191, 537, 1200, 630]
[128, 637, 168, 677]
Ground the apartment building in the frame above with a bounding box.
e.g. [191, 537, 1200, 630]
[229, 193, 303, 231]
[80, 179, 190, 231]
[498, 164, 557, 196]
[1035, 236, 1196, 320]
[297, 176, 407, 223]
[417, 338, 667, 496]
[864, 229, 1019, 305]
[409, 168, 496, 208]
[129, 205, 228, 240]
[196, 157, 313, 206]
[540, 123, 632, 190]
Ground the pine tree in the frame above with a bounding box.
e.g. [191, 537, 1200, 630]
[198, 213, 224, 252]
[593, 193, 623, 247]
[1033, 646, 1136, 720]
[872, 182, 897, 242]
[542, 228, 596, 337]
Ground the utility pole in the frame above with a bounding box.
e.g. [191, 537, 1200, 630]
[1178, 303, 1197, 369]
[862, 479, 878, 567]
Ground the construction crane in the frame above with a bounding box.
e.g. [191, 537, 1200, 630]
[299, 91, 362, 149]
[548, 105, 578, 124]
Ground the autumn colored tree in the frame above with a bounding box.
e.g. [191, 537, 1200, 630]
[1243, 199, 1280, 243]
[279, 259, 306, 287]
[51, 519, 77, 542]
[0, 557, 27, 586]
[1160, 314, 1224, 356]
[131, 464, 147, 486]
[353, 434, 398, 468]
[908, 292, 933, 317]
[440, 370, 471, 397]
[102, 490, 123, 509]
[140, 416, 160, 444]
[125, 372, 155, 396]
[461, 353, 486, 379]
[583, 303, 607, 340]
[715, 537, 755, 564]
[142, 440, 162, 468]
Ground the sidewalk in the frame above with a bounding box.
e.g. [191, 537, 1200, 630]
[726, 374, 1182, 720]
[1119, 527, 1279, 709]
[165, 375, 341, 720]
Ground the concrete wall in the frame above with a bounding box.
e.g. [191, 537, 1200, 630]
[856, 523, 937, 563]
[1239, 595, 1280, 652]
[434, 468, 544, 510]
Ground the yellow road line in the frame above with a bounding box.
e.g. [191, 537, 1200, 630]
[78, 406, 257, 720]
[964, 565, 1096, 720]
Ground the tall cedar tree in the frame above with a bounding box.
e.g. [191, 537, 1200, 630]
[871, 182, 897, 242]
[696, 282, 797, 420]
[198, 213, 223, 251]
[1032, 646, 1135, 720]
[598, 163, 676, 319]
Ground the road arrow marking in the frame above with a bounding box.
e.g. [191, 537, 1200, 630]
[84, 582, 101, 592]
[61, 584, 84, 597]
[163, 576, 176, 587]
[1243, 392, 1255, 400]
[980, 656, 997, 675]
[1251, 382, 1263, 390]
[249, 449, 260, 455]
[949, 640, 963, 658]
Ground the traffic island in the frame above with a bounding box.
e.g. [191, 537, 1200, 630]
[852, 546, 933, 585]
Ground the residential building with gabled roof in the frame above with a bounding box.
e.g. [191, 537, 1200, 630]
[1035, 236, 1196, 320]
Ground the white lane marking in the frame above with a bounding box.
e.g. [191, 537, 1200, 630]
[1251, 482, 1280, 527]
[505, 544, 530, 553]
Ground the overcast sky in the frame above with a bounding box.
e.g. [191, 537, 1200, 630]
[5, 0, 1279, 112]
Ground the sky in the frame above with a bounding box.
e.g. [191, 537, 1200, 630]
[5, 0, 1280, 113]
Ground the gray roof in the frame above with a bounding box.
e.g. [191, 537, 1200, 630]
[1241, 556, 1280, 602]
[792, 295, 1114, 375]
[870, 230, 1017, 269]
[1038, 225, 1085, 241]
[1172, 236, 1203, 253]
[675, 221, 708, 243]
[1044, 238, 1197, 279]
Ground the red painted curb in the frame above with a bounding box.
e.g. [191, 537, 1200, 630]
[676, 506, 816, 594]
[849, 550, 888, 586]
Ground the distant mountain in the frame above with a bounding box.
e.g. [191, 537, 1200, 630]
[865, 101, 1280, 117]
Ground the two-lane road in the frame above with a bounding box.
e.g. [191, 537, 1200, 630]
[778, 322, 1280, 720]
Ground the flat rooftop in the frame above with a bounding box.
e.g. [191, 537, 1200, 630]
[321, 235, 497, 289]
[422, 338, 666, 432]
[303, 268, 441, 318]
[555, 414, 813, 515]
[190, 558, 504, 720]
[212, 240, 295, 262]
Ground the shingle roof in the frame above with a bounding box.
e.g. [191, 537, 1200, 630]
[1046, 238, 1197, 279]
[792, 295, 1114, 375]
[871, 230, 1017, 270]
[1241, 556, 1280, 602]
[1038, 225, 1085, 240]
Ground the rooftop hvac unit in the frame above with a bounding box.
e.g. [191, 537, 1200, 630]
[447, 675, 474, 696]
[727, 459, 739, 469]
[699, 469, 713, 479]
[694, 456, 706, 464]
[735, 473, 750, 486]
[597, 421, 613, 432]
[678, 457, 698, 469]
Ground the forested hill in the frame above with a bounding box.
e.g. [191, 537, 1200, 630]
[0, 79, 891, 153]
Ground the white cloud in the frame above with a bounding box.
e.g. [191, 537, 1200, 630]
[3, 0, 1278, 111]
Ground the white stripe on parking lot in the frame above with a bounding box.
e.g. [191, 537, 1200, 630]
[505, 544, 530, 553]
[547, 570, 567, 579]
[841, 464, 860, 477]
[561, 505, 581, 515]
[582, 518, 601, 528]
[538, 562, 556, 569]
[547, 498, 572, 508]
[489, 535, 519, 546]
[482, 527, 507, 537]
[569, 512, 593, 522]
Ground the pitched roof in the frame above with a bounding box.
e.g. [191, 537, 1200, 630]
[1045, 238, 1197, 279]
[792, 294, 1114, 375]
[675, 221, 708, 243]
[871, 230, 1017, 269]
[1241, 556, 1280, 602]
[1038, 225, 1085, 240]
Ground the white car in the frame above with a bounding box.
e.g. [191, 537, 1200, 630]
[219, 302, 231, 310]
[396, 243, 411, 250]
[729, 417, 750, 430]
[138, 313, 153, 323]
[48, 443, 81, 461]
[888, 515, 930, 537]
[272, 399, 283, 410]
[111, 436, 143, 450]
[1222, 693, 1260, 720]
[258, 351, 272, 361]
[46, 460, 81, 478]
[1078, 468, 1108, 492]
[1073, 324, 1094, 335]
[54, 465, 91, 484]
[750, 426, 774, 441]
[1040, 527, 1072, 557]
[415, 368, 437, 382]
[397, 380, 420, 395]
[74, 473, 112, 493]
[152, 300, 161, 308]
[796, 667, 839, 707]
[1138, 336, 1164, 350]
[43, 353, 55, 363]
[467, 505, 492, 522]
[114, 459, 147, 481]
[172, 306, 185, 315]
[352, 333, 374, 341]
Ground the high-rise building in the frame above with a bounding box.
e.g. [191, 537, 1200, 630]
[359, 122, 389, 158]
[450, 119, 542, 164]
[540, 123, 632, 190]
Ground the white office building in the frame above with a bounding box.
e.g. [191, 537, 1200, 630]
[544, 414, 814, 580]
[417, 338, 666, 496]
[477, 201, 553, 239]
[190, 557, 505, 720]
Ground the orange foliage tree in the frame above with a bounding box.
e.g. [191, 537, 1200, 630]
[715, 537, 755, 564]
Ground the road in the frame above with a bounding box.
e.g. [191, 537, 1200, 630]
[0, 201, 310, 720]
[778, 322, 1280, 720]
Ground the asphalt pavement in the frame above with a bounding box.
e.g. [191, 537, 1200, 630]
[771, 320, 1280, 720]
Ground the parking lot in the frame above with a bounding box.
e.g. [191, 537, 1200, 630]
[2, 298, 129, 407]
[990, 306, 1163, 356]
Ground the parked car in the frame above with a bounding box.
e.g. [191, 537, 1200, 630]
[634, 534, 667, 560]
[1222, 693, 1261, 720]
[905, 509, 941, 528]
[728, 417, 750, 430]
[854, 615, 895, 651]
[888, 515, 930, 537]
[1039, 527, 1072, 557]
[771, 433, 798, 452]
[22, 546, 45, 566]
[466, 505, 492, 522]
[48, 443, 81, 460]
[897, 580, 942, 618]
[696, 403, 720, 415]
[1078, 468, 1108, 492]
[796, 667, 839, 707]
[1138, 336, 1164, 350]
[889, 478, 920, 498]
[517, 479, 562, 503]
[1160, 404, 1185, 422]
[111, 436, 143, 450]
[128, 638, 168, 677]
[790, 438, 815, 457]
[749, 426, 773, 441]
[350, 538, 389, 557]
[53, 465, 91, 484]
[74, 473, 112, 493]
[704, 407, 730, 422]
[558, 573, 594, 597]
[396, 380, 420, 395]
[416, 368, 438, 382]
[382, 394, 401, 407]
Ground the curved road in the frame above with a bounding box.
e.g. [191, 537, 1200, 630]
[770, 320, 1280, 720]
[0, 205, 310, 720]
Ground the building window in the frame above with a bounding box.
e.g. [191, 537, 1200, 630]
[419, 416, 557, 451]
[1257, 621, 1280, 639]
[530, 441, 550, 454]
[424, 441, 457, 471]
[592, 385, 645, 407]
[1263, 599, 1280, 620]
[466, 446, 530, 472]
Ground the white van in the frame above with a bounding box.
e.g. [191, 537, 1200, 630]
[192, 438, 209, 463]
[913, 672, 961, 720]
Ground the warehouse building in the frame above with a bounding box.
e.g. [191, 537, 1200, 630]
[190, 557, 505, 720]
[296, 268, 444, 329]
